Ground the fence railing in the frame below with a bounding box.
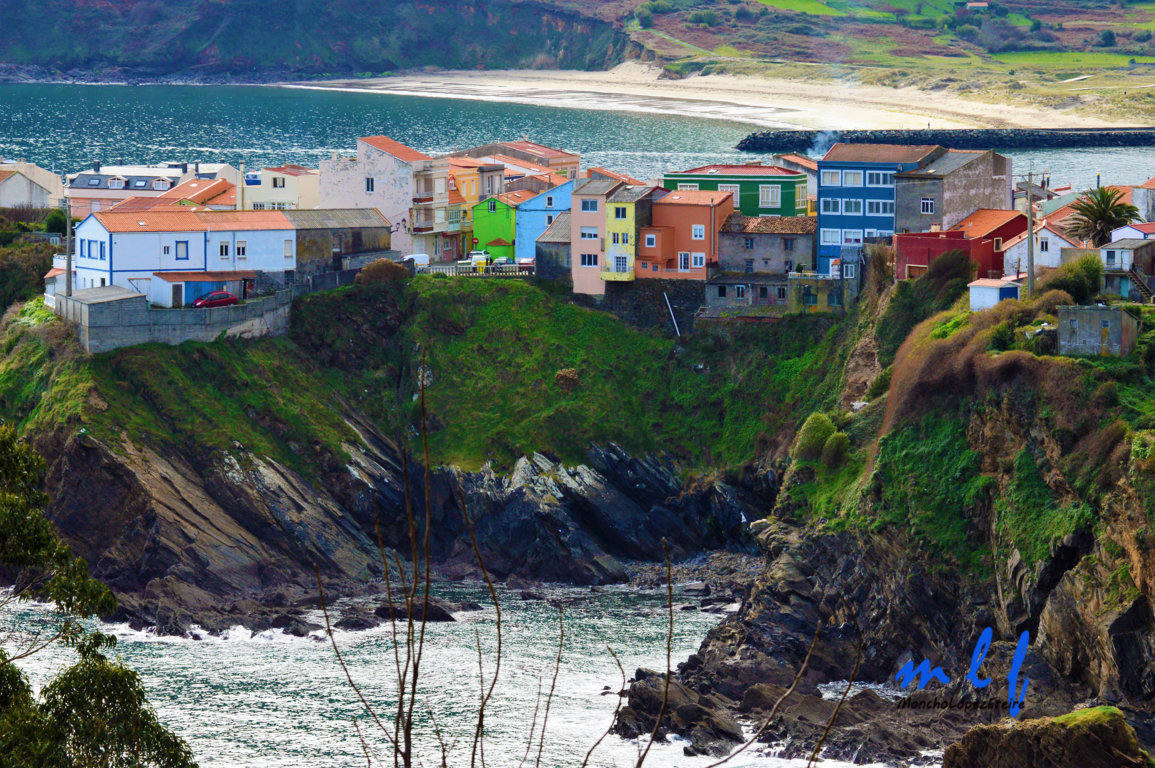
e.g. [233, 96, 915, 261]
[421, 264, 534, 279]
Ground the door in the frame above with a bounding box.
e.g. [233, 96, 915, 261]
[172, 284, 183, 308]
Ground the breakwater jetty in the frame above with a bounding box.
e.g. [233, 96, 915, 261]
[736, 127, 1155, 154]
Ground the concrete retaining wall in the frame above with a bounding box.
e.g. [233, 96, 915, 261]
[57, 291, 292, 353]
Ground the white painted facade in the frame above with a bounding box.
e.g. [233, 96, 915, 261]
[1001, 223, 1074, 276]
[55, 215, 296, 297]
[0, 162, 64, 207]
[244, 166, 320, 211]
[319, 140, 414, 253]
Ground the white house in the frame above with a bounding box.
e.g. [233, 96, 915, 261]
[65, 162, 241, 218]
[0, 162, 64, 208]
[969, 277, 1020, 310]
[319, 136, 463, 259]
[1111, 222, 1155, 242]
[1001, 221, 1080, 277]
[51, 209, 296, 307]
[243, 164, 320, 211]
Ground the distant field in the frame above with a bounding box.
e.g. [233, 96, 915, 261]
[753, 0, 846, 16]
[993, 51, 1155, 68]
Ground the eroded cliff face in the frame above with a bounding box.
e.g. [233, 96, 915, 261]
[34, 416, 757, 634]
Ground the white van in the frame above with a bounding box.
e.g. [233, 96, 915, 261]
[403, 253, 431, 269]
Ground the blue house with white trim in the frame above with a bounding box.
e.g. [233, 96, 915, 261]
[816, 143, 943, 271]
[514, 179, 575, 264]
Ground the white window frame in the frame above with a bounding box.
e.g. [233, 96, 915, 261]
[284, 239, 294, 259]
[152, 179, 168, 190]
[844, 263, 857, 279]
[717, 183, 740, 198]
[821, 198, 840, 214]
[866, 171, 894, 187]
[759, 184, 781, 208]
[691, 224, 706, 240]
[579, 227, 598, 240]
[614, 206, 628, 220]
[580, 199, 598, 212]
[580, 253, 598, 267]
[219, 242, 230, 257]
[644, 233, 657, 248]
[820, 170, 841, 187]
[842, 230, 863, 245]
[842, 199, 863, 216]
[365, 177, 375, 193]
[735, 285, 747, 299]
[236, 241, 247, 257]
[678, 252, 691, 271]
[842, 170, 864, 187]
[820, 229, 841, 245]
[677, 183, 699, 191]
[691, 252, 706, 268]
[921, 198, 935, 215]
[107, 178, 125, 189]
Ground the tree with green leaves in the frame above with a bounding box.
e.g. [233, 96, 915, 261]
[0, 425, 196, 768]
[1065, 187, 1140, 247]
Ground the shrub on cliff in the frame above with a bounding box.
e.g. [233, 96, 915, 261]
[793, 412, 835, 461]
[356, 259, 410, 286]
[0, 241, 54, 315]
[1037, 254, 1102, 304]
[876, 249, 972, 366]
[821, 431, 849, 468]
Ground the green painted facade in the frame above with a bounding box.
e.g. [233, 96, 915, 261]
[662, 167, 808, 217]
[470, 197, 517, 261]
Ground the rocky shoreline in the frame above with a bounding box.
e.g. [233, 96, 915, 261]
[737, 127, 1155, 154]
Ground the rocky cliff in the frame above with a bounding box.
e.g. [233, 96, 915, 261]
[614, 286, 1155, 762]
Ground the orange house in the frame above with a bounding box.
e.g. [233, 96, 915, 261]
[636, 190, 734, 280]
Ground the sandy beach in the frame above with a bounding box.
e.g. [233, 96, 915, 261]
[282, 62, 1121, 130]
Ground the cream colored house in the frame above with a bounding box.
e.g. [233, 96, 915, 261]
[243, 164, 320, 211]
[0, 162, 64, 208]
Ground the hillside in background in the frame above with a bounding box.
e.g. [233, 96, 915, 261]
[0, 0, 632, 79]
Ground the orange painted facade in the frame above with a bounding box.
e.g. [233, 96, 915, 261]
[636, 190, 734, 280]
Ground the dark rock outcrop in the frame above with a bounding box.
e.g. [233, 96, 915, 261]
[613, 668, 745, 757]
[942, 707, 1154, 768]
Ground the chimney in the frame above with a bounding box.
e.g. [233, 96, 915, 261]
[181, 163, 189, 174]
[93, 161, 101, 173]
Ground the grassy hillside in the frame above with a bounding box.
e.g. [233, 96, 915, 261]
[0, 276, 855, 474]
[0, 0, 630, 77]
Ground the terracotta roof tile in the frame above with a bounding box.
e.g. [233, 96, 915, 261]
[264, 164, 316, 177]
[673, 164, 803, 177]
[822, 143, 941, 164]
[360, 136, 431, 162]
[499, 140, 578, 160]
[949, 209, 1026, 239]
[721, 213, 817, 235]
[153, 270, 257, 283]
[657, 190, 733, 206]
[0, 170, 16, 184]
[585, 167, 646, 185]
[94, 210, 291, 232]
[495, 189, 536, 206]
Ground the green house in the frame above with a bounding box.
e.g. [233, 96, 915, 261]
[470, 190, 533, 262]
[662, 164, 808, 218]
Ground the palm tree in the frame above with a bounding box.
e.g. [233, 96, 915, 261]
[1065, 186, 1140, 247]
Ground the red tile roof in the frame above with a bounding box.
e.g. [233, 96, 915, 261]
[494, 189, 536, 206]
[264, 164, 316, 176]
[1044, 186, 1133, 229]
[674, 164, 802, 177]
[524, 171, 570, 188]
[153, 270, 258, 283]
[0, 170, 16, 184]
[721, 213, 817, 234]
[949, 208, 1026, 239]
[359, 136, 431, 163]
[822, 143, 941, 164]
[161, 178, 236, 206]
[776, 153, 819, 172]
[658, 190, 734, 206]
[1128, 222, 1155, 233]
[585, 167, 646, 185]
[499, 140, 578, 160]
[448, 188, 466, 206]
[1139, 177, 1155, 190]
[44, 267, 65, 279]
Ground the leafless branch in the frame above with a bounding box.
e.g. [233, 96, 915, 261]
[353, 717, 373, 768]
[534, 607, 565, 768]
[517, 679, 544, 768]
[635, 539, 673, 768]
[580, 645, 627, 768]
[807, 615, 863, 768]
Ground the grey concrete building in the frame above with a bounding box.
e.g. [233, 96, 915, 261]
[282, 209, 393, 276]
[894, 149, 1012, 235]
[704, 272, 790, 312]
[1057, 305, 1139, 357]
[718, 213, 816, 274]
[535, 212, 571, 281]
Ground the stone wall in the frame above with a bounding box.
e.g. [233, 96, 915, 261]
[57, 291, 292, 354]
[583, 279, 706, 336]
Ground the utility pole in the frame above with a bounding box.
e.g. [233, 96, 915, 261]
[239, 161, 246, 211]
[63, 196, 72, 297]
[1025, 166, 1035, 297]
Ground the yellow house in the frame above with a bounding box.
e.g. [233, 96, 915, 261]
[787, 272, 845, 313]
[603, 186, 664, 282]
[244, 164, 319, 210]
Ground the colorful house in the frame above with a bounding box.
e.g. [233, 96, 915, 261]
[604, 185, 666, 282]
[471, 189, 534, 262]
[636, 190, 735, 281]
[893, 208, 1025, 280]
[514, 180, 575, 264]
[662, 164, 807, 218]
[571, 178, 625, 296]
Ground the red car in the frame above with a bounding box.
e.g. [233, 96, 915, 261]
[193, 290, 239, 308]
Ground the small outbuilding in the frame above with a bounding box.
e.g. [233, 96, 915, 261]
[968, 277, 1019, 311]
[1057, 305, 1139, 357]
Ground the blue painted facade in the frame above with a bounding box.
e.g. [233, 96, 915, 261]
[514, 180, 574, 263]
[816, 157, 920, 271]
